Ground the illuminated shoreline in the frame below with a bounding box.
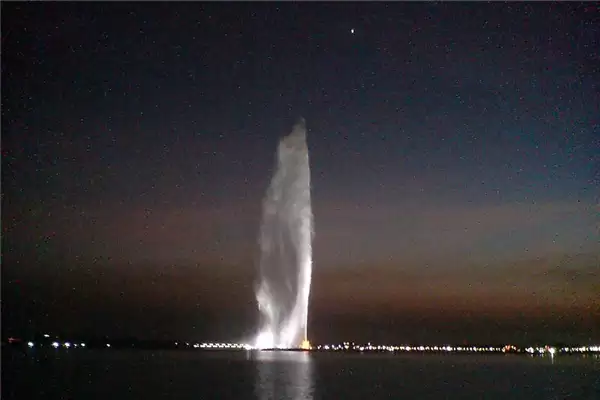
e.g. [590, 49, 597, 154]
[7, 337, 599, 355]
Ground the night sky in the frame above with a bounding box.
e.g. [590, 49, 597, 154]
[3, 3, 599, 345]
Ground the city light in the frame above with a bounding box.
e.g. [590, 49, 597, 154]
[176, 341, 600, 355]
[8, 336, 600, 356]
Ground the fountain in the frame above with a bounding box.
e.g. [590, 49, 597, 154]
[253, 118, 313, 350]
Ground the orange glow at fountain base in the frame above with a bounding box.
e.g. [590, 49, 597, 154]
[300, 339, 312, 350]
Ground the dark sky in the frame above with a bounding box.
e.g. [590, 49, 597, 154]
[3, 2, 599, 344]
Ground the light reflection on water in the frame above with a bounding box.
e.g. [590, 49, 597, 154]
[254, 351, 313, 400]
[5, 349, 600, 399]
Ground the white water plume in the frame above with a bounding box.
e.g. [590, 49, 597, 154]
[254, 118, 313, 349]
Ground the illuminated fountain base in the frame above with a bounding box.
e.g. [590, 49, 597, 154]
[249, 336, 312, 351]
[251, 341, 312, 352]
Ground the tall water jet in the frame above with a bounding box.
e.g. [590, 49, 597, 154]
[254, 118, 313, 349]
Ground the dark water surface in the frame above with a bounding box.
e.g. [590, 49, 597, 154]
[4, 349, 599, 399]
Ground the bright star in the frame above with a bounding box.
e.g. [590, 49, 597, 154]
[350, 28, 355, 34]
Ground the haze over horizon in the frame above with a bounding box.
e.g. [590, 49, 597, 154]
[3, 3, 599, 344]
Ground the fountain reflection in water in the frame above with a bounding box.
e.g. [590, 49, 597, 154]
[254, 351, 314, 400]
[254, 119, 313, 349]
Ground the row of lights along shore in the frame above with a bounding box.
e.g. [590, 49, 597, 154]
[11, 336, 600, 355]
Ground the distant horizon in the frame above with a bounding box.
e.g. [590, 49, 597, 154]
[4, 250, 599, 344]
[6, 334, 600, 348]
